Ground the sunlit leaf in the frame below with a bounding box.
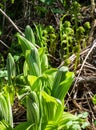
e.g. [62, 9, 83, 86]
[14, 122, 33, 130]
[42, 91, 63, 122]
[25, 25, 35, 44]
[7, 53, 16, 85]
[0, 120, 12, 130]
[27, 75, 38, 87]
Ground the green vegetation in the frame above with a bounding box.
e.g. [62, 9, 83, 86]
[0, 0, 94, 129]
[0, 26, 89, 129]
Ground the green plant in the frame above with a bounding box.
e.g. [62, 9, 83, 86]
[34, 24, 57, 56]
[0, 54, 4, 68]
[60, 18, 74, 63]
[0, 92, 13, 128]
[11, 0, 15, 4]
[59, 10, 91, 68]
[34, 24, 47, 48]
[92, 94, 96, 105]
[70, 1, 81, 30]
[44, 25, 57, 55]
[39, 0, 55, 5]
[16, 30, 89, 129]
[25, 21, 90, 71]
[0, 53, 16, 129]
[0, 50, 22, 129]
[0, 25, 90, 129]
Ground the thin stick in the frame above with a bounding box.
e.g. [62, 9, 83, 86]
[58, 47, 90, 68]
[87, 0, 96, 45]
[90, 0, 95, 16]
[85, 92, 96, 121]
[70, 39, 96, 96]
[0, 40, 10, 49]
[0, 9, 25, 36]
[2, 2, 6, 31]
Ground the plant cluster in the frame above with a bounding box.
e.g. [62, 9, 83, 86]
[0, 26, 90, 129]
[0, 0, 92, 129]
[0, 0, 91, 69]
[33, 19, 90, 68]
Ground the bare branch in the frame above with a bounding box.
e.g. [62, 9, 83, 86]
[0, 40, 10, 49]
[0, 8, 25, 36]
[70, 39, 96, 96]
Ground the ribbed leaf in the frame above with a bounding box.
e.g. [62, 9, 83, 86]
[41, 54, 48, 73]
[52, 68, 74, 101]
[34, 24, 43, 47]
[25, 49, 41, 76]
[44, 121, 58, 130]
[0, 93, 13, 127]
[14, 121, 39, 130]
[27, 92, 39, 125]
[58, 112, 83, 130]
[14, 122, 32, 130]
[0, 120, 12, 130]
[27, 75, 42, 91]
[44, 68, 57, 87]
[39, 48, 48, 73]
[5, 93, 13, 128]
[42, 91, 63, 122]
[17, 34, 35, 54]
[56, 72, 74, 100]
[23, 61, 29, 76]
[52, 66, 68, 98]
[25, 25, 35, 44]
[0, 94, 8, 122]
[27, 75, 38, 87]
[44, 68, 57, 75]
[7, 53, 16, 85]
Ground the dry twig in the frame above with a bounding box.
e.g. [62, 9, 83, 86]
[0, 40, 10, 49]
[0, 9, 24, 36]
[71, 40, 96, 95]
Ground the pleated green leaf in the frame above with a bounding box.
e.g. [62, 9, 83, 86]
[7, 53, 16, 85]
[17, 34, 35, 54]
[0, 120, 12, 130]
[25, 25, 35, 44]
[51, 66, 74, 101]
[0, 93, 13, 128]
[51, 66, 68, 98]
[27, 92, 39, 126]
[39, 48, 48, 73]
[44, 121, 58, 130]
[41, 53, 48, 73]
[0, 94, 8, 123]
[27, 75, 42, 91]
[14, 121, 38, 130]
[23, 61, 29, 76]
[56, 72, 74, 100]
[27, 75, 38, 87]
[25, 49, 41, 76]
[58, 112, 83, 130]
[42, 91, 63, 122]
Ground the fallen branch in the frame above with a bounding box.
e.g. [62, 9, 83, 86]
[0, 40, 10, 49]
[75, 76, 96, 83]
[70, 39, 96, 95]
[0, 8, 24, 36]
